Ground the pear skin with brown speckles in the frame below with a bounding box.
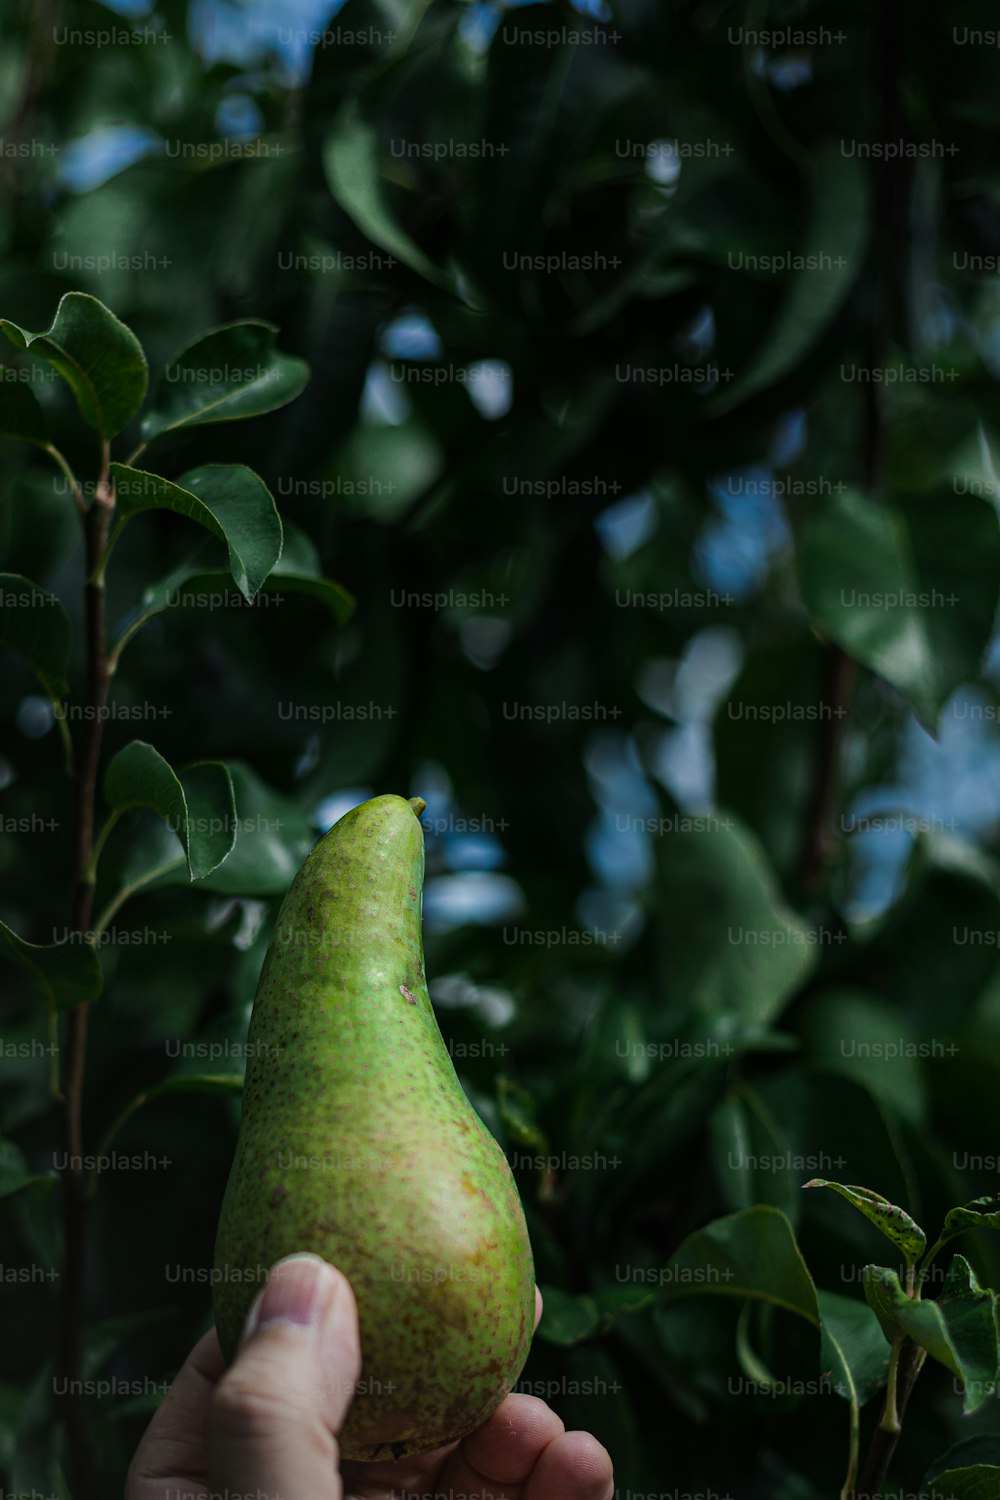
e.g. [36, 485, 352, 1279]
[213, 793, 534, 1460]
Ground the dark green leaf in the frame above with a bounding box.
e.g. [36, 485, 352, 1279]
[111, 463, 282, 601]
[537, 1285, 601, 1345]
[0, 376, 47, 447]
[712, 142, 869, 414]
[324, 82, 450, 290]
[103, 741, 236, 882]
[655, 816, 817, 1027]
[0, 573, 70, 700]
[798, 486, 1000, 728]
[924, 1468, 1000, 1500]
[0, 921, 103, 1012]
[140, 320, 309, 443]
[0, 1136, 55, 1201]
[0, 292, 147, 440]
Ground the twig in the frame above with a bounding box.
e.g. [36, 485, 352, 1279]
[851, 1341, 925, 1499]
[59, 446, 115, 1500]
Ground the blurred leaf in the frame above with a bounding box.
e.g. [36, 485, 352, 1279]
[924, 1467, 1000, 1499]
[710, 1085, 799, 1222]
[798, 486, 1000, 728]
[537, 1285, 601, 1345]
[798, 990, 926, 1128]
[103, 741, 236, 881]
[0, 376, 47, 446]
[98, 1074, 244, 1158]
[712, 143, 868, 414]
[0, 1135, 54, 1201]
[111, 463, 282, 601]
[324, 75, 451, 290]
[266, 522, 355, 623]
[927, 1440, 1000, 1486]
[655, 817, 817, 1027]
[0, 921, 102, 1012]
[0, 292, 147, 440]
[140, 321, 309, 444]
[0, 572, 70, 699]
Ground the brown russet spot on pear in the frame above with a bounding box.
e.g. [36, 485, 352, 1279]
[213, 793, 534, 1461]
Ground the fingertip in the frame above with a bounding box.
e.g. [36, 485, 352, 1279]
[460, 1392, 565, 1482]
[526, 1428, 615, 1499]
[534, 1285, 543, 1330]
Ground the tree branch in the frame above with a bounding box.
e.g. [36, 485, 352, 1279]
[60, 456, 115, 1500]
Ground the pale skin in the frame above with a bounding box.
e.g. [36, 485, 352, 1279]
[127, 1256, 615, 1500]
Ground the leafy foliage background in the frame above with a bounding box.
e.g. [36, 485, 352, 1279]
[3, 0, 1000, 1493]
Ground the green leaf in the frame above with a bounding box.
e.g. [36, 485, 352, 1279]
[111, 463, 283, 602]
[324, 82, 450, 290]
[0, 1136, 55, 1201]
[656, 1206, 866, 1489]
[497, 1075, 548, 1153]
[0, 292, 147, 440]
[863, 1257, 1000, 1413]
[816, 1290, 890, 1406]
[266, 522, 355, 623]
[803, 1180, 926, 1266]
[655, 815, 818, 1027]
[658, 1205, 818, 1321]
[111, 523, 353, 661]
[927, 1440, 1000, 1487]
[103, 741, 236, 881]
[140, 320, 309, 444]
[798, 486, 1000, 729]
[0, 376, 47, 447]
[0, 573, 70, 699]
[97, 1073, 244, 1160]
[798, 990, 926, 1127]
[938, 1194, 1000, 1252]
[711, 142, 869, 414]
[709, 1085, 799, 1223]
[195, 764, 314, 897]
[925, 1467, 1000, 1500]
[118, 763, 312, 901]
[537, 1286, 601, 1345]
[0, 921, 103, 1012]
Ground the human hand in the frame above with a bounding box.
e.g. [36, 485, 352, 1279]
[127, 1253, 615, 1499]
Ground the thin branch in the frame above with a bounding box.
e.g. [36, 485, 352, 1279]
[43, 442, 87, 519]
[59, 446, 115, 1500]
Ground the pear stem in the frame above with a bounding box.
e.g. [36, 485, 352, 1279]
[408, 796, 428, 818]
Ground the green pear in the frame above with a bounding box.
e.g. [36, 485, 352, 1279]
[213, 793, 534, 1460]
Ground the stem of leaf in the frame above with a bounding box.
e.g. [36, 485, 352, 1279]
[43, 442, 86, 519]
[85, 809, 122, 885]
[851, 1340, 925, 1500]
[108, 606, 155, 671]
[880, 1336, 903, 1434]
[84, 1090, 149, 1200]
[55, 708, 74, 776]
[92, 856, 183, 943]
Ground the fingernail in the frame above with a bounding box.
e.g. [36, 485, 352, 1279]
[241, 1254, 337, 1343]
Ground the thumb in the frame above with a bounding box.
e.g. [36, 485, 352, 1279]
[209, 1253, 361, 1500]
